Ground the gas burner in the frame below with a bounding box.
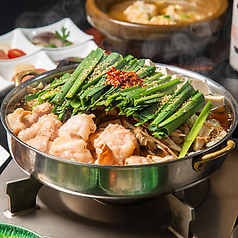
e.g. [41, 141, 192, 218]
[2, 143, 238, 237]
[3, 176, 210, 238]
[4, 177, 42, 217]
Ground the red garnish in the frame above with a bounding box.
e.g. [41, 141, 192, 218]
[8, 49, 26, 59]
[105, 67, 143, 89]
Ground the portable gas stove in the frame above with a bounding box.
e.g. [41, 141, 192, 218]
[0, 136, 238, 238]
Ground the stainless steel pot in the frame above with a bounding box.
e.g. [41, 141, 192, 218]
[1, 64, 237, 200]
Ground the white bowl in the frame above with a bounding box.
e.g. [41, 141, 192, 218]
[21, 18, 94, 51]
[0, 29, 40, 61]
[47, 40, 98, 62]
[0, 51, 56, 89]
[0, 18, 97, 97]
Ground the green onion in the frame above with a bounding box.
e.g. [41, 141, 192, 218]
[148, 81, 195, 131]
[179, 100, 213, 158]
[50, 49, 98, 105]
[66, 47, 105, 98]
[152, 92, 205, 138]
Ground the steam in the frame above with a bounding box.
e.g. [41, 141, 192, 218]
[14, 0, 87, 28]
[141, 22, 214, 67]
[12, 0, 232, 80]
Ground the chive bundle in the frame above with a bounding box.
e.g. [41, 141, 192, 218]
[26, 47, 208, 144]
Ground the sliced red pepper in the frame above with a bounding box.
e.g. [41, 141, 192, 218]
[8, 49, 26, 59]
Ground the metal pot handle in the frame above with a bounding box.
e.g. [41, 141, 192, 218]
[193, 140, 236, 172]
[14, 70, 43, 87]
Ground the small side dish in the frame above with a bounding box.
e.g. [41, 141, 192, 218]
[0, 43, 26, 60]
[31, 27, 73, 48]
[0, 51, 56, 88]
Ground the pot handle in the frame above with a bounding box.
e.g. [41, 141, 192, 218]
[14, 70, 43, 86]
[193, 140, 236, 172]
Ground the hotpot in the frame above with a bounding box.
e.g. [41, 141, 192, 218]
[1, 63, 237, 201]
[86, 0, 228, 62]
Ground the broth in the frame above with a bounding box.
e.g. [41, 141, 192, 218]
[209, 106, 233, 131]
[108, 0, 211, 25]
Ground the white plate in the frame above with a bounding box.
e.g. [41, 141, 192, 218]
[21, 18, 94, 51]
[0, 29, 40, 61]
[0, 18, 97, 97]
[47, 40, 98, 62]
[0, 51, 56, 93]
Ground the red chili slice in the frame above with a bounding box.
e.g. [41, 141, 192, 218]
[105, 67, 143, 89]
